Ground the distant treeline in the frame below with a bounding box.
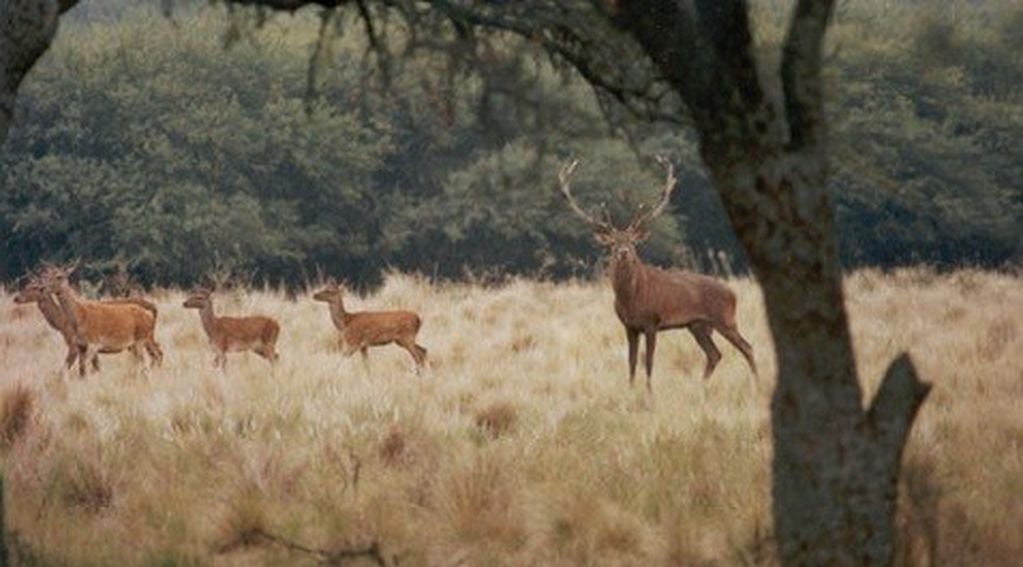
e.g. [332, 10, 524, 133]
[1, 2, 1019, 288]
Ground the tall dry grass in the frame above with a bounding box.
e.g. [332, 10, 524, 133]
[0, 269, 1019, 565]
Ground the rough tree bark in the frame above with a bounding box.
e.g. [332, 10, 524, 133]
[0, 0, 930, 563]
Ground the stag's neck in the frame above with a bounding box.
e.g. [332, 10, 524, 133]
[198, 301, 218, 338]
[327, 299, 351, 331]
[610, 257, 646, 302]
[36, 295, 71, 336]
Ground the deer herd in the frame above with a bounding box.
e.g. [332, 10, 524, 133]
[9, 158, 757, 392]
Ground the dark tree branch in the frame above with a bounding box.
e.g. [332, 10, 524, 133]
[217, 528, 386, 565]
[781, 0, 836, 150]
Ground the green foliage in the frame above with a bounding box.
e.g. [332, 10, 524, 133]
[1, 1, 1019, 287]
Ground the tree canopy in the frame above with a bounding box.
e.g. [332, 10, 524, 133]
[1, 1, 1019, 287]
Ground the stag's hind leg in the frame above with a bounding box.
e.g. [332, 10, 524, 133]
[689, 322, 722, 380]
[715, 323, 758, 377]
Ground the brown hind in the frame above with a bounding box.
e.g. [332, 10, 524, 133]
[312, 281, 427, 373]
[14, 272, 158, 371]
[41, 265, 163, 377]
[182, 288, 279, 369]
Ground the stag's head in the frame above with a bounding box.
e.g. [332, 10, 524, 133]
[183, 288, 212, 309]
[558, 156, 677, 268]
[312, 281, 344, 303]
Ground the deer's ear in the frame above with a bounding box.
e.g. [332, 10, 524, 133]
[631, 224, 651, 243]
[594, 230, 614, 246]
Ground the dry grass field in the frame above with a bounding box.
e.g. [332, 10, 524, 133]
[0, 269, 1020, 565]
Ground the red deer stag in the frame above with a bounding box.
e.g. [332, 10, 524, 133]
[41, 265, 163, 377]
[182, 288, 279, 368]
[14, 271, 158, 371]
[558, 157, 757, 392]
[312, 281, 427, 372]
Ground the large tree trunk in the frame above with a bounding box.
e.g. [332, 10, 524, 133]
[707, 150, 931, 564]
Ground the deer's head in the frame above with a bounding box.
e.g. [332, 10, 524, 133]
[39, 262, 77, 294]
[183, 288, 213, 309]
[312, 281, 344, 304]
[13, 275, 48, 304]
[558, 156, 677, 269]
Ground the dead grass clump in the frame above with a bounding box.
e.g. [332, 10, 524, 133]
[60, 459, 115, 513]
[474, 402, 517, 438]
[379, 424, 406, 466]
[439, 454, 524, 546]
[0, 383, 35, 448]
[509, 333, 537, 353]
[978, 317, 1016, 361]
[217, 488, 269, 554]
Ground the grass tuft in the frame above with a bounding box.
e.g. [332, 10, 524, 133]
[0, 383, 35, 449]
[0, 270, 1019, 564]
[474, 402, 518, 439]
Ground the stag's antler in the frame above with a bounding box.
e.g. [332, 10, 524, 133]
[627, 155, 678, 232]
[558, 159, 615, 233]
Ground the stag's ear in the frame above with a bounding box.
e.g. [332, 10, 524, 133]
[594, 229, 615, 246]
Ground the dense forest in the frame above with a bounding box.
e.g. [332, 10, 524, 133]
[1, 0, 1019, 287]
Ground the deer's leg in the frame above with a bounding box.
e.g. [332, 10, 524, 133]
[643, 329, 657, 393]
[259, 346, 279, 365]
[360, 347, 371, 372]
[626, 327, 640, 386]
[397, 337, 426, 373]
[64, 342, 78, 369]
[415, 344, 428, 366]
[214, 349, 227, 370]
[78, 345, 93, 378]
[715, 324, 758, 377]
[144, 339, 164, 367]
[129, 344, 145, 363]
[689, 323, 722, 380]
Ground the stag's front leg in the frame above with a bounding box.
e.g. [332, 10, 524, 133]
[643, 329, 657, 393]
[626, 327, 639, 386]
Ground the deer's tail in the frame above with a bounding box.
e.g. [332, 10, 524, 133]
[121, 297, 159, 319]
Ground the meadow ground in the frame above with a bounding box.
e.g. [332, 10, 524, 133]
[0, 269, 1020, 565]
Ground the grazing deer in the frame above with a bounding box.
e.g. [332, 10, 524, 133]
[41, 265, 163, 377]
[312, 281, 427, 372]
[13, 273, 157, 371]
[182, 288, 279, 368]
[558, 157, 758, 392]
